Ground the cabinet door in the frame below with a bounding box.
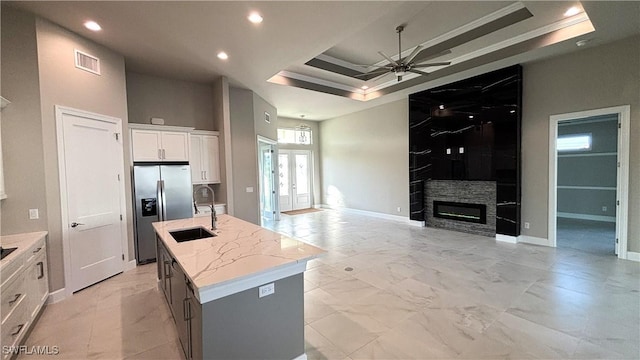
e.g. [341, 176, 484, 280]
[171, 262, 189, 357]
[187, 283, 202, 360]
[189, 135, 205, 184]
[132, 130, 162, 161]
[202, 136, 221, 183]
[27, 252, 48, 319]
[162, 132, 190, 161]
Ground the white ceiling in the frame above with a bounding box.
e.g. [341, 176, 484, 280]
[8, 1, 640, 121]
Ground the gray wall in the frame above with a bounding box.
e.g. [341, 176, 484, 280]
[35, 17, 132, 291]
[0, 7, 133, 292]
[126, 72, 215, 130]
[557, 119, 618, 218]
[252, 92, 277, 142]
[277, 117, 321, 207]
[229, 88, 259, 224]
[212, 77, 231, 207]
[521, 36, 640, 252]
[1, 8, 47, 235]
[320, 99, 409, 216]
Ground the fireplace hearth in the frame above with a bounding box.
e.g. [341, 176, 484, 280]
[434, 201, 486, 224]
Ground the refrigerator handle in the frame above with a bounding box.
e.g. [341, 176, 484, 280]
[157, 180, 164, 221]
[160, 180, 168, 221]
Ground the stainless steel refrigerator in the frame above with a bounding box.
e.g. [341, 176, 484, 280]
[133, 163, 192, 264]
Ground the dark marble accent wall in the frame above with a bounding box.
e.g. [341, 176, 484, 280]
[409, 65, 522, 236]
[425, 180, 497, 237]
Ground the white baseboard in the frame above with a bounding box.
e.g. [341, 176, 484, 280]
[627, 252, 640, 262]
[557, 212, 616, 223]
[47, 288, 68, 304]
[292, 354, 307, 360]
[519, 235, 552, 246]
[319, 204, 415, 225]
[408, 220, 426, 227]
[124, 260, 137, 272]
[495, 234, 518, 244]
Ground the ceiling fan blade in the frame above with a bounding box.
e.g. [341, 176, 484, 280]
[378, 51, 399, 66]
[353, 64, 393, 69]
[403, 45, 423, 65]
[412, 61, 451, 68]
[413, 49, 452, 64]
[409, 69, 430, 76]
[353, 69, 390, 78]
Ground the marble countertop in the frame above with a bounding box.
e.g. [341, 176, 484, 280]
[153, 214, 325, 303]
[0, 231, 48, 270]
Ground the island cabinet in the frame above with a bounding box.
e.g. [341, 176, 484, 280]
[153, 215, 325, 360]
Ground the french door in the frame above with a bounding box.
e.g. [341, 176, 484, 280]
[278, 150, 312, 212]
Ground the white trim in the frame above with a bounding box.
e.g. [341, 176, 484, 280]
[496, 234, 518, 244]
[55, 105, 129, 296]
[127, 123, 194, 132]
[409, 220, 426, 227]
[626, 252, 640, 262]
[518, 235, 552, 247]
[46, 288, 68, 304]
[191, 130, 220, 136]
[319, 204, 415, 224]
[549, 106, 630, 259]
[257, 136, 280, 222]
[124, 260, 137, 272]
[557, 212, 616, 223]
[198, 262, 308, 303]
[292, 354, 308, 360]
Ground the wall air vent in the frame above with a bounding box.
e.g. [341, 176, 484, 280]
[74, 49, 101, 75]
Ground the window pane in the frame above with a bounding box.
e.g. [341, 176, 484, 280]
[277, 128, 311, 145]
[295, 154, 309, 195]
[557, 134, 592, 152]
[278, 154, 289, 196]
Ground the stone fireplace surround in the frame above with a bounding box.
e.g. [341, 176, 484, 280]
[425, 180, 496, 237]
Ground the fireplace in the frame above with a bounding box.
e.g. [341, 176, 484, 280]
[433, 201, 486, 224]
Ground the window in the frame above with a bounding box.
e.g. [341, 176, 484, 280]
[557, 133, 592, 152]
[277, 128, 311, 145]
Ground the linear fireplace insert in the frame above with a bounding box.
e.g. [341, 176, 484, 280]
[433, 201, 486, 224]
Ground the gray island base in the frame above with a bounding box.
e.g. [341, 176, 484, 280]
[153, 215, 324, 360]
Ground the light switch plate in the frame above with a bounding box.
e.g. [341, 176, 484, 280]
[29, 208, 39, 220]
[259, 283, 275, 298]
[246, 187, 254, 193]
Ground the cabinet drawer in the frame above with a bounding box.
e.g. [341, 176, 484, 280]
[1, 299, 29, 358]
[0, 276, 27, 325]
[26, 240, 46, 265]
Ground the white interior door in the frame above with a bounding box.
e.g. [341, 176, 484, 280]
[57, 107, 125, 293]
[279, 150, 312, 212]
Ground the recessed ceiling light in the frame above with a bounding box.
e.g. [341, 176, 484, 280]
[217, 52, 228, 60]
[439, 105, 445, 110]
[84, 21, 102, 31]
[248, 12, 263, 24]
[361, 85, 369, 90]
[564, 6, 580, 17]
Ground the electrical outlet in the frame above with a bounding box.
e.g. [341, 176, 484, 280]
[397, 207, 401, 212]
[602, 206, 607, 212]
[524, 222, 530, 229]
[29, 208, 39, 220]
[259, 283, 275, 298]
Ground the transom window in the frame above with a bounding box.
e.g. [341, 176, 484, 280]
[277, 128, 312, 145]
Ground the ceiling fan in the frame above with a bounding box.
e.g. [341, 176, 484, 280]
[357, 25, 451, 82]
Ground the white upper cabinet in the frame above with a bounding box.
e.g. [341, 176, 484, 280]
[130, 125, 191, 162]
[190, 132, 221, 184]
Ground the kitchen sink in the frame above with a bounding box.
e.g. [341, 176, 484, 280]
[169, 227, 216, 242]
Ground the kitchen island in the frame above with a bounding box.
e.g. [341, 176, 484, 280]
[152, 214, 325, 360]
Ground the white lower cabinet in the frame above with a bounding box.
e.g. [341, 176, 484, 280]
[0, 234, 49, 359]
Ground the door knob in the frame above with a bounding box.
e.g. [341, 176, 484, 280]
[70, 222, 84, 228]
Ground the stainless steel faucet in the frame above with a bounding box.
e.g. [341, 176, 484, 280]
[193, 185, 217, 230]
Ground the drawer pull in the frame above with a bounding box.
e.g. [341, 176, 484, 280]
[38, 261, 45, 279]
[8, 293, 21, 305]
[33, 247, 42, 254]
[11, 324, 25, 336]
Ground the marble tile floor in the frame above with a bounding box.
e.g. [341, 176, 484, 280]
[20, 209, 639, 359]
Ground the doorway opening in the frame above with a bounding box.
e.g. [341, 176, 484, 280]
[548, 106, 630, 259]
[278, 150, 312, 213]
[257, 136, 278, 226]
